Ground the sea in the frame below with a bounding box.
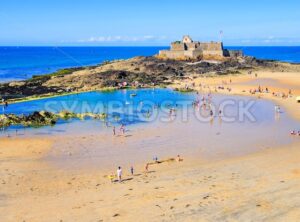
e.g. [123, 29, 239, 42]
[0, 46, 300, 82]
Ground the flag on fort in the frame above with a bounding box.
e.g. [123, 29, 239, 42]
[219, 30, 223, 41]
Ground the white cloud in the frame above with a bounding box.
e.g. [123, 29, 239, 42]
[224, 36, 300, 46]
[78, 35, 168, 43]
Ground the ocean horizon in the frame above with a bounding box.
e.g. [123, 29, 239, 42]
[1, 46, 300, 82]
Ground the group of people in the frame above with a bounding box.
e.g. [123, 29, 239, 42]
[112, 124, 126, 136]
[249, 86, 270, 94]
[109, 155, 183, 183]
[290, 130, 300, 136]
[248, 85, 293, 100]
[192, 94, 224, 119]
[184, 76, 295, 104]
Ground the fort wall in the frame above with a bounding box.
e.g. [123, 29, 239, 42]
[171, 43, 185, 51]
[158, 36, 243, 61]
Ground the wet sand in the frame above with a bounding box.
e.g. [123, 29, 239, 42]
[1, 137, 300, 222]
[1, 68, 300, 221]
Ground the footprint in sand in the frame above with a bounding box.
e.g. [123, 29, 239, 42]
[203, 195, 210, 199]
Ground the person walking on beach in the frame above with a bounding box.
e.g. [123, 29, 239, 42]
[117, 166, 122, 182]
[113, 126, 116, 136]
[145, 163, 149, 173]
[130, 166, 134, 176]
[120, 124, 125, 135]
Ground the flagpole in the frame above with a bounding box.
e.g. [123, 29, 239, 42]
[219, 30, 223, 42]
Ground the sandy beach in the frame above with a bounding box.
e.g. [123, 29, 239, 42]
[1, 69, 300, 221]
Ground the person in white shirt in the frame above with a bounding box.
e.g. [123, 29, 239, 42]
[117, 166, 122, 182]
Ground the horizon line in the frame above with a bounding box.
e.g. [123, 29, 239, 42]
[1, 45, 300, 47]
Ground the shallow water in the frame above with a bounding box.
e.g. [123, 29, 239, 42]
[1, 88, 298, 169]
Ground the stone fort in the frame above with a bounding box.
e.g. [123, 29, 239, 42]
[158, 35, 242, 60]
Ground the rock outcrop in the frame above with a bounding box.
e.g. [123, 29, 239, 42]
[0, 110, 107, 128]
[0, 56, 294, 101]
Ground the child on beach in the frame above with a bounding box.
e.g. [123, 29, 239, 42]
[108, 173, 115, 183]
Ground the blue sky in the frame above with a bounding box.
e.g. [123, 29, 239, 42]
[0, 0, 299, 46]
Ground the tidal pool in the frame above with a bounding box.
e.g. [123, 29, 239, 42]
[1, 88, 299, 169]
